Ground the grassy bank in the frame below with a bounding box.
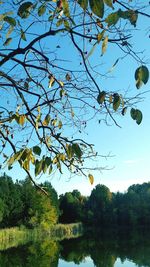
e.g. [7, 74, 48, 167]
[0, 223, 83, 251]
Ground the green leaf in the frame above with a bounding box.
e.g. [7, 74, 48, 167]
[130, 108, 143, 125]
[105, 12, 119, 26]
[64, 20, 70, 29]
[33, 145, 41, 156]
[135, 65, 149, 89]
[38, 4, 46, 16]
[3, 37, 12, 46]
[118, 9, 138, 27]
[43, 114, 51, 126]
[113, 94, 120, 111]
[101, 35, 108, 55]
[103, 0, 113, 9]
[72, 143, 83, 159]
[78, 0, 88, 10]
[89, 0, 104, 18]
[97, 91, 106, 104]
[4, 16, 16, 26]
[18, 2, 33, 19]
[56, 19, 64, 27]
[35, 159, 43, 176]
[66, 144, 73, 159]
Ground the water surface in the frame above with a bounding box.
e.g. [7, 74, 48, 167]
[1, 228, 150, 267]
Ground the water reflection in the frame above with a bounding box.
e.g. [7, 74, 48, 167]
[1, 228, 150, 267]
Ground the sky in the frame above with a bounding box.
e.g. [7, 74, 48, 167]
[1, 1, 150, 196]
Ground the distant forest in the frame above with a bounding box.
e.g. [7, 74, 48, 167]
[1, 173, 150, 229]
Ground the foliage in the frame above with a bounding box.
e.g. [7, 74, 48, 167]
[0, 0, 149, 187]
[0, 174, 59, 229]
[59, 182, 150, 228]
[59, 190, 87, 223]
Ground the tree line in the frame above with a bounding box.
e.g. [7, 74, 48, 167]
[1, 173, 150, 228]
[59, 183, 150, 227]
[0, 174, 59, 229]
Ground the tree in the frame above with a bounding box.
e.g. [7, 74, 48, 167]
[0, 174, 59, 228]
[87, 184, 112, 225]
[0, 0, 149, 189]
[59, 189, 86, 223]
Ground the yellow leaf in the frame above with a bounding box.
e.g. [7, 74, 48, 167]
[49, 75, 55, 88]
[58, 80, 64, 87]
[53, 157, 58, 164]
[37, 106, 41, 113]
[109, 94, 113, 103]
[58, 120, 62, 129]
[19, 115, 25, 126]
[102, 35, 108, 56]
[88, 174, 94, 185]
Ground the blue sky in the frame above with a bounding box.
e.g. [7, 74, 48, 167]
[1, 2, 150, 196]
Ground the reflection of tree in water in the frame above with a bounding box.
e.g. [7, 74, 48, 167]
[60, 228, 150, 267]
[1, 229, 150, 267]
[0, 239, 59, 267]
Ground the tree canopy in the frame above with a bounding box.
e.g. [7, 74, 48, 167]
[0, 0, 149, 189]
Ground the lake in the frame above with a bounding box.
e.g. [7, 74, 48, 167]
[1, 227, 150, 267]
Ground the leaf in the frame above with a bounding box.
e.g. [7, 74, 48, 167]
[4, 16, 16, 26]
[18, 2, 33, 19]
[42, 157, 49, 173]
[3, 37, 12, 46]
[78, 0, 88, 10]
[109, 58, 119, 72]
[135, 65, 149, 89]
[56, 19, 64, 27]
[62, 0, 70, 17]
[59, 153, 66, 161]
[130, 108, 143, 125]
[118, 9, 138, 27]
[109, 95, 113, 103]
[89, 0, 104, 18]
[97, 30, 105, 43]
[45, 157, 52, 166]
[66, 73, 71, 81]
[35, 159, 43, 176]
[101, 35, 108, 55]
[88, 174, 94, 185]
[97, 91, 106, 104]
[38, 4, 46, 16]
[49, 75, 55, 87]
[58, 120, 63, 129]
[23, 158, 30, 171]
[43, 114, 51, 126]
[121, 107, 127, 116]
[6, 26, 14, 39]
[103, 0, 113, 9]
[105, 11, 119, 26]
[59, 80, 64, 87]
[66, 144, 73, 159]
[19, 115, 26, 126]
[72, 143, 83, 159]
[85, 42, 97, 60]
[60, 89, 66, 97]
[64, 20, 70, 29]
[21, 29, 27, 41]
[113, 93, 120, 111]
[33, 145, 41, 156]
